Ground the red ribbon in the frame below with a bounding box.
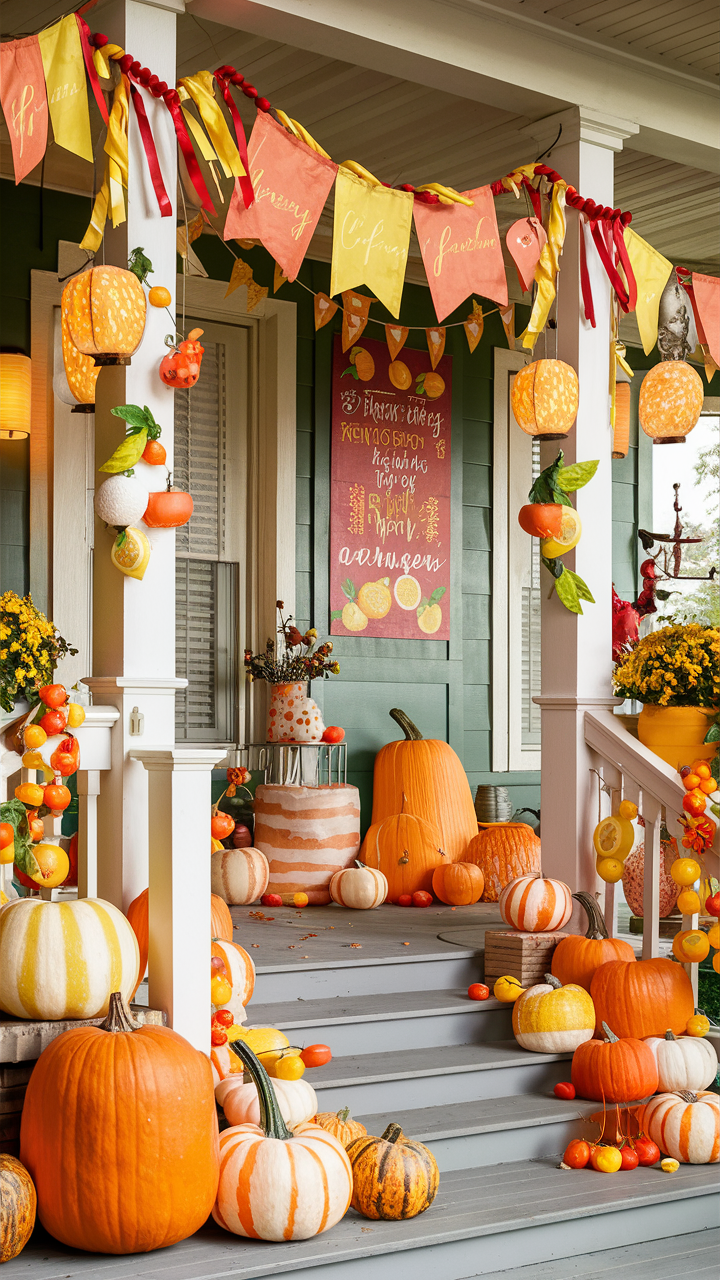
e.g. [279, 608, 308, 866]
[590, 218, 630, 311]
[214, 69, 254, 209]
[612, 217, 637, 313]
[163, 93, 216, 214]
[76, 14, 109, 125]
[579, 218, 596, 328]
[130, 85, 172, 218]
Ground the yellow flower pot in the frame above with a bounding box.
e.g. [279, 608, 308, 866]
[638, 705, 717, 769]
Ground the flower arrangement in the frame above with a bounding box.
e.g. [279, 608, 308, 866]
[244, 602, 340, 684]
[613, 624, 719, 708]
[0, 592, 77, 714]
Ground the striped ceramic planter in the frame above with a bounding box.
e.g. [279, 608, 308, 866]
[253, 784, 361, 904]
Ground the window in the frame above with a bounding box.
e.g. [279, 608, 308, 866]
[174, 319, 248, 743]
[492, 347, 541, 771]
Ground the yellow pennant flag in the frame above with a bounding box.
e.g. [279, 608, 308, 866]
[80, 44, 128, 252]
[38, 15, 93, 163]
[624, 227, 673, 356]
[331, 168, 413, 319]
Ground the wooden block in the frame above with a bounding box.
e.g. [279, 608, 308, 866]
[483, 930, 567, 985]
[0, 1084, 27, 1115]
[0, 1004, 166, 1064]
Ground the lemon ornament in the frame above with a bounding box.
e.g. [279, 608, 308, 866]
[593, 803, 636, 864]
[540, 507, 582, 558]
[111, 527, 151, 580]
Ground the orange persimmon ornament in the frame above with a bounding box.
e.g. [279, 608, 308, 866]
[510, 359, 579, 440]
[159, 328, 205, 389]
[143, 474, 194, 529]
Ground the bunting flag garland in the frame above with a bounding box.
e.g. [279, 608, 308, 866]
[225, 255, 253, 298]
[426, 326, 446, 369]
[691, 273, 720, 369]
[274, 261, 288, 293]
[314, 292, 338, 330]
[464, 301, 484, 352]
[331, 169, 414, 318]
[341, 290, 372, 350]
[623, 227, 673, 356]
[500, 303, 515, 348]
[413, 185, 507, 322]
[178, 71, 244, 180]
[0, 36, 48, 183]
[37, 15, 93, 162]
[385, 324, 409, 360]
[223, 112, 337, 281]
[506, 216, 546, 293]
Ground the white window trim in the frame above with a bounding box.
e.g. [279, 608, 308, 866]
[492, 346, 541, 773]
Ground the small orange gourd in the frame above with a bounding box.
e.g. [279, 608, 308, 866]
[432, 861, 484, 905]
[313, 1107, 368, 1148]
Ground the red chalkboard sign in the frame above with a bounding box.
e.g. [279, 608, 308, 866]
[330, 334, 452, 640]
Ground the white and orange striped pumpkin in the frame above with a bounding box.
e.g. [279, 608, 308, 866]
[254, 784, 361, 905]
[641, 1090, 720, 1164]
[216, 1074, 318, 1129]
[499, 874, 573, 933]
[210, 1043, 243, 1087]
[213, 1038, 352, 1241]
[211, 940, 255, 1017]
[211, 847, 269, 905]
[329, 860, 388, 909]
[0, 897, 139, 1021]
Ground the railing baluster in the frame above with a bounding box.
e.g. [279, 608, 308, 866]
[641, 794, 661, 961]
[601, 763, 622, 939]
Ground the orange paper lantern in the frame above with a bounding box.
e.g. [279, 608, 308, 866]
[63, 267, 146, 366]
[59, 306, 99, 410]
[639, 360, 704, 444]
[510, 359, 579, 439]
[612, 382, 630, 458]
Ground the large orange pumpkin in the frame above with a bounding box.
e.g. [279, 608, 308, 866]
[0, 1154, 36, 1263]
[589, 957, 694, 1040]
[571, 1021, 659, 1103]
[465, 822, 541, 902]
[432, 861, 484, 905]
[551, 891, 635, 991]
[20, 993, 219, 1254]
[126, 888, 149, 998]
[369, 709, 477, 861]
[361, 811, 448, 900]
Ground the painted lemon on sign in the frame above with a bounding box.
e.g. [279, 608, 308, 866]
[358, 577, 392, 619]
[394, 575, 422, 610]
[417, 586, 446, 634]
[388, 360, 412, 390]
[540, 508, 582, 558]
[332, 580, 369, 632]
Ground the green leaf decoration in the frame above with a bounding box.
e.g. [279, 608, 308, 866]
[127, 247, 153, 284]
[330, 610, 343, 621]
[417, 596, 430, 618]
[556, 460, 599, 492]
[111, 404, 151, 431]
[340, 579, 356, 602]
[99, 429, 148, 473]
[554, 567, 583, 614]
[0, 799, 38, 878]
[704, 720, 720, 743]
[541, 555, 564, 580]
[566, 569, 595, 604]
[341, 365, 359, 379]
[429, 586, 446, 605]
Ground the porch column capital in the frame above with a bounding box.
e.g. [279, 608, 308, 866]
[521, 106, 640, 155]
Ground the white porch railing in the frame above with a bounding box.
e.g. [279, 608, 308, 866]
[585, 708, 719, 1001]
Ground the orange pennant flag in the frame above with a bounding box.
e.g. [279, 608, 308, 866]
[225, 255, 253, 298]
[314, 292, 337, 330]
[342, 290, 371, 351]
[385, 323, 409, 360]
[500, 303, 515, 348]
[464, 301, 484, 353]
[274, 261, 288, 293]
[0, 36, 48, 183]
[426, 326, 446, 370]
[246, 280, 268, 313]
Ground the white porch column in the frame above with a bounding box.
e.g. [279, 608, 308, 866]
[534, 107, 639, 892]
[89, 0, 182, 910]
[130, 748, 226, 1049]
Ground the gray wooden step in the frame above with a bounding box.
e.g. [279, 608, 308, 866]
[355, 1093, 597, 1169]
[252, 950, 483, 1003]
[248, 989, 512, 1054]
[468, 1227, 720, 1279]
[5, 1158, 717, 1279]
[310, 1040, 573, 1112]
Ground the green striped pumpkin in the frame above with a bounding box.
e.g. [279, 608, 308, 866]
[0, 898, 139, 1020]
[346, 1123, 439, 1220]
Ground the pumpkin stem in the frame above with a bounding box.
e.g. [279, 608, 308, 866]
[601, 1021, 619, 1044]
[229, 1038, 292, 1141]
[677, 1090, 698, 1104]
[390, 709, 423, 741]
[544, 974, 562, 988]
[381, 1123, 404, 1145]
[337, 1107, 351, 1122]
[572, 891, 609, 941]
[101, 991, 142, 1033]
[354, 860, 366, 870]
[664, 1029, 676, 1041]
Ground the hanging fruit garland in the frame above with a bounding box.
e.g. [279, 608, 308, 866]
[159, 328, 205, 388]
[517, 451, 598, 614]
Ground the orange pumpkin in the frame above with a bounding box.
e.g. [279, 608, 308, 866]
[211, 893, 233, 941]
[590, 957, 694, 1040]
[369, 709, 477, 861]
[313, 1107, 368, 1149]
[432, 861, 484, 905]
[499, 873, 572, 932]
[20, 993, 219, 1254]
[0, 1154, 36, 1263]
[551, 891, 635, 991]
[126, 887, 149, 999]
[465, 822, 541, 902]
[571, 1021, 659, 1103]
[361, 810, 448, 900]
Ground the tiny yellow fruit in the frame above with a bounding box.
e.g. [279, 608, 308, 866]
[677, 889, 701, 916]
[418, 603, 442, 634]
[671, 857, 702, 887]
[66, 703, 86, 728]
[273, 1051, 306, 1081]
[493, 975, 525, 1003]
[597, 856, 624, 883]
[341, 601, 368, 632]
[226, 1024, 245, 1042]
[686, 1012, 710, 1037]
[593, 815, 634, 862]
[30, 842, 70, 888]
[293, 892, 308, 907]
[211, 837, 224, 853]
[111, 527, 151, 580]
[617, 800, 638, 821]
[0, 840, 14, 865]
[23, 724, 47, 748]
[15, 783, 44, 807]
[357, 578, 392, 619]
[660, 1159, 679, 1173]
[148, 285, 172, 308]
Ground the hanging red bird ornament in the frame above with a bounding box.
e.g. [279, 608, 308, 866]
[159, 328, 205, 388]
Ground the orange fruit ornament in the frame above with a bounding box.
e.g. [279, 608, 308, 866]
[30, 842, 70, 888]
[159, 328, 205, 388]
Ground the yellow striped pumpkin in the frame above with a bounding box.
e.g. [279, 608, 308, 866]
[0, 898, 139, 1021]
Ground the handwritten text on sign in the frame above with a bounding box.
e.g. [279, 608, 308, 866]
[330, 334, 452, 641]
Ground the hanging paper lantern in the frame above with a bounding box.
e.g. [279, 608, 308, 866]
[58, 306, 99, 411]
[612, 382, 631, 458]
[639, 360, 703, 445]
[510, 359, 579, 440]
[62, 267, 146, 366]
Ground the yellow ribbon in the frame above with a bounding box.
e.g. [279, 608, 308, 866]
[274, 110, 332, 158]
[609, 337, 634, 430]
[81, 45, 129, 251]
[181, 105, 219, 162]
[521, 180, 567, 349]
[179, 71, 245, 178]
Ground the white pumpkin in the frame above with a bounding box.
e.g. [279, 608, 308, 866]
[216, 1073, 318, 1129]
[211, 846, 269, 905]
[641, 1090, 720, 1164]
[644, 1030, 718, 1093]
[329, 860, 387, 909]
[0, 897, 139, 1021]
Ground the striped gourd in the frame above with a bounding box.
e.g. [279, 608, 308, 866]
[0, 898, 139, 1021]
[499, 873, 573, 932]
[213, 1039, 352, 1241]
[641, 1090, 720, 1164]
[254, 784, 361, 905]
[211, 847, 269, 906]
[211, 940, 255, 1009]
[347, 1123, 439, 1220]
